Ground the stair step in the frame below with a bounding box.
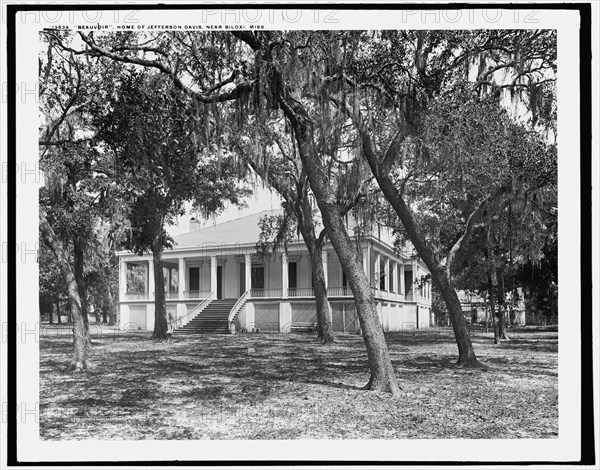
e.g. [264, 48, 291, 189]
[173, 298, 242, 335]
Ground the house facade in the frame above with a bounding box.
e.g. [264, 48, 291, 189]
[117, 211, 433, 333]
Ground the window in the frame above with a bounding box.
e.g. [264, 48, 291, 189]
[405, 270, 413, 295]
[189, 267, 200, 291]
[380, 270, 386, 291]
[251, 265, 264, 289]
[389, 265, 394, 293]
[288, 262, 297, 289]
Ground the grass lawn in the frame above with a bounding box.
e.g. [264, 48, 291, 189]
[39, 325, 558, 440]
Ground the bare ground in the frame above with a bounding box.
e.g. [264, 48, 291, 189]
[39, 325, 558, 440]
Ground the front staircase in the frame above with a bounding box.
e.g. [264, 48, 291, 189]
[173, 299, 237, 335]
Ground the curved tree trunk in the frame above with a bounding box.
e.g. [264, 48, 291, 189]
[278, 96, 400, 395]
[373, 175, 482, 367]
[297, 200, 335, 344]
[40, 214, 89, 370]
[307, 243, 335, 343]
[151, 242, 168, 340]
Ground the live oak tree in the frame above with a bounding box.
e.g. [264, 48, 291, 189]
[39, 32, 120, 369]
[317, 29, 556, 366]
[70, 28, 555, 392]
[226, 31, 402, 394]
[76, 29, 401, 393]
[242, 128, 337, 344]
[96, 70, 247, 339]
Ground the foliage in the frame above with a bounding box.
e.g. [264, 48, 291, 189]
[38, 241, 68, 315]
[95, 69, 249, 256]
[255, 213, 297, 261]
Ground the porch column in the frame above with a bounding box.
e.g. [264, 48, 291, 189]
[210, 255, 217, 297]
[400, 263, 406, 297]
[245, 253, 252, 297]
[322, 248, 328, 289]
[384, 257, 390, 293]
[178, 257, 186, 300]
[148, 261, 155, 300]
[374, 252, 381, 296]
[119, 259, 127, 300]
[393, 262, 399, 297]
[281, 252, 288, 299]
[413, 259, 419, 301]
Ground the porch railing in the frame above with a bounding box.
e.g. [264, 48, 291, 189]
[124, 291, 148, 300]
[250, 288, 282, 298]
[228, 290, 250, 328]
[327, 286, 352, 297]
[288, 287, 315, 297]
[164, 291, 179, 300]
[178, 291, 215, 329]
[184, 290, 212, 299]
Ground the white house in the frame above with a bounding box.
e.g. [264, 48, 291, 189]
[117, 210, 433, 334]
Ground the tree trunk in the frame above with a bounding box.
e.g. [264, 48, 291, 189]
[50, 301, 55, 324]
[151, 243, 168, 340]
[307, 243, 335, 343]
[488, 279, 501, 344]
[107, 287, 117, 326]
[102, 304, 108, 324]
[497, 274, 510, 340]
[358, 141, 482, 367]
[73, 239, 92, 346]
[40, 214, 89, 370]
[296, 198, 335, 344]
[278, 96, 400, 395]
[433, 267, 481, 366]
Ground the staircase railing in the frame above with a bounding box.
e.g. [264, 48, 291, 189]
[177, 291, 215, 329]
[228, 290, 250, 331]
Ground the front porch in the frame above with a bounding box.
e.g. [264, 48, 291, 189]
[118, 243, 433, 333]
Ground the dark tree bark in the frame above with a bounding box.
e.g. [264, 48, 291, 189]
[371, 166, 481, 366]
[488, 277, 501, 344]
[151, 240, 168, 340]
[73, 238, 93, 346]
[497, 274, 510, 340]
[40, 214, 89, 370]
[107, 287, 117, 326]
[305, 236, 335, 343]
[278, 95, 400, 395]
[50, 301, 55, 324]
[296, 196, 335, 344]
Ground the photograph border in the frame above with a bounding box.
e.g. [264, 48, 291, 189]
[4, 2, 594, 466]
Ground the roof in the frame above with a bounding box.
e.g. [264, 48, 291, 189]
[172, 209, 284, 249]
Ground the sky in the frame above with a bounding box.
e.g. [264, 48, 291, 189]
[166, 184, 283, 237]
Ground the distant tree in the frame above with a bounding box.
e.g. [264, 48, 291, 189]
[39, 241, 68, 323]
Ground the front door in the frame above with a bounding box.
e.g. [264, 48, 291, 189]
[189, 267, 200, 293]
[217, 266, 223, 299]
